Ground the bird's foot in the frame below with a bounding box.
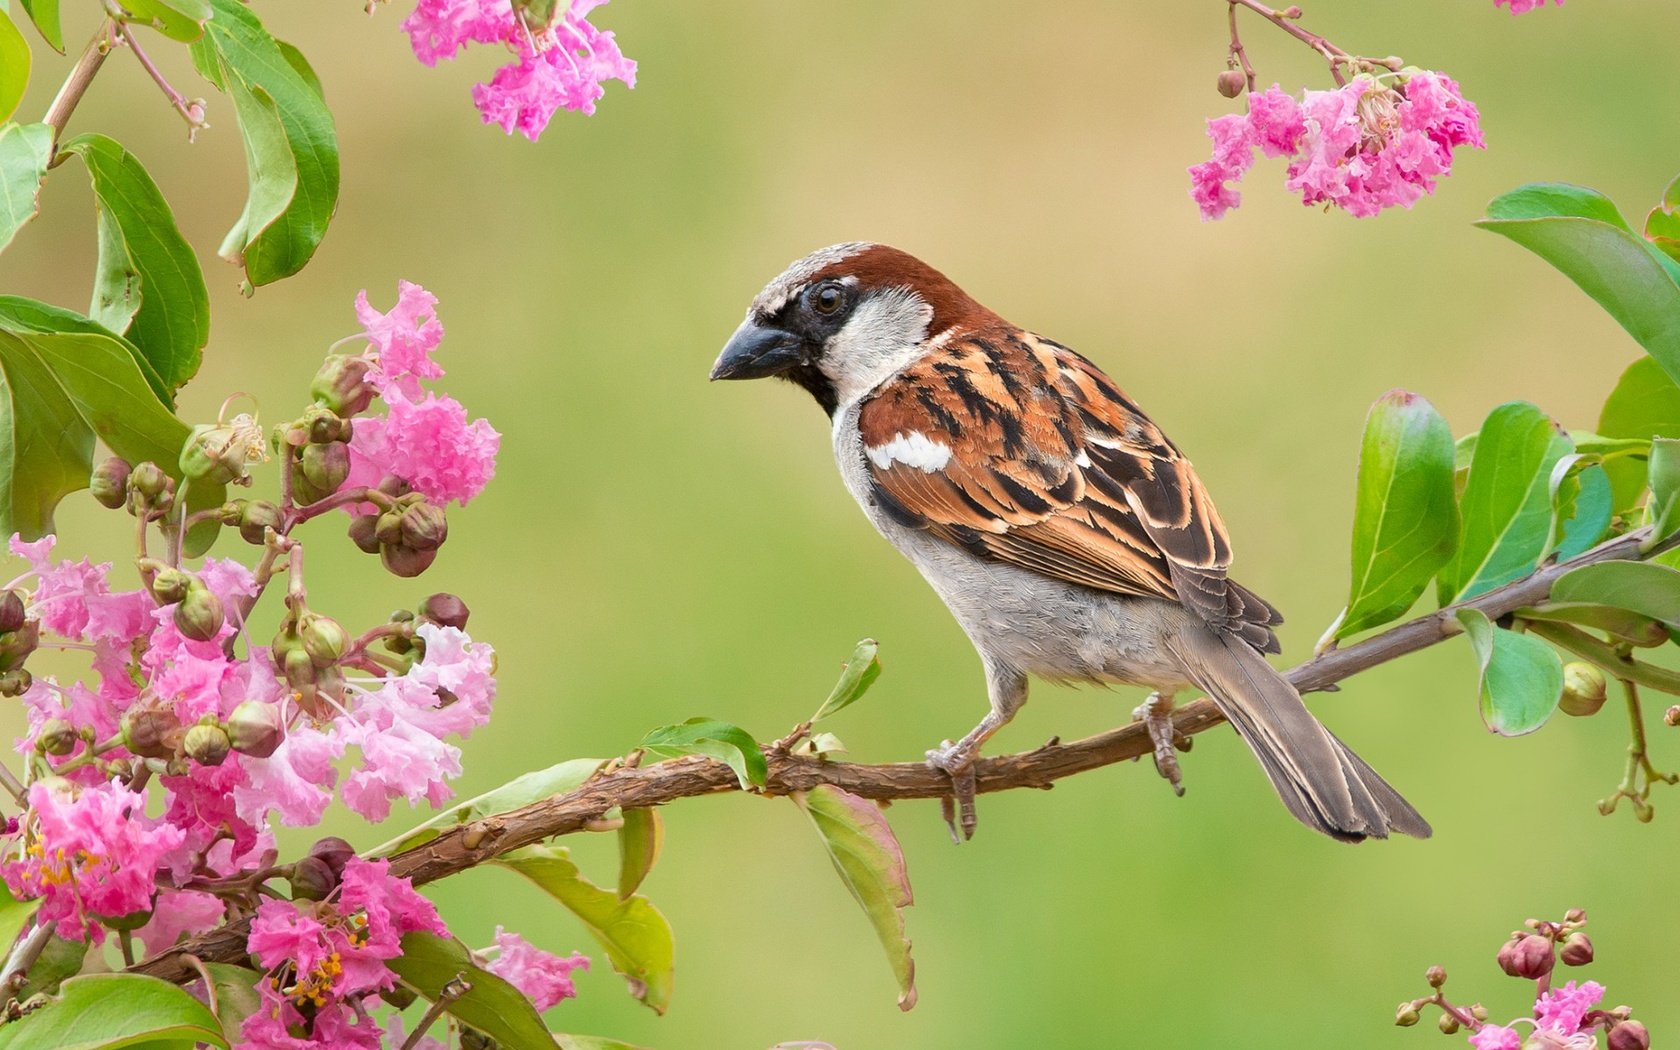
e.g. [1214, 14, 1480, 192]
[926, 739, 979, 843]
[1132, 692, 1188, 797]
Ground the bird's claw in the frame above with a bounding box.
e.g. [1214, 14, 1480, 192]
[1132, 693, 1187, 797]
[926, 739, 978, 843]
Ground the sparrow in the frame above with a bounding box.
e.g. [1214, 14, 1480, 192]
[710, 242, 1430, 844]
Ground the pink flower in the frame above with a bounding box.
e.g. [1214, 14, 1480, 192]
[235, 724, 345, 827]
[401, 0, 513, 65]
[161, 760, 260, 877]
[1245, 84, 1306, 157]
[357, 281, 446, 399]
[10, 535, 112, 639]
[1187, 114, 1255, 221]
[2, 779, 186, 940]
[1494, 0, 1561, 12]
[340, 715, 462, 820]
[1467, 1025, 1522, 1050]
[1535, 980, 1605, 1036]
[138, 888, 226, 956]
[486, 927, 589, 1010]
[344, 388, 499, 506]
[403, 624, 497, 736]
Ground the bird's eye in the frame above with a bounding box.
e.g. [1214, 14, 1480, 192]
[809, 284, 846, 317]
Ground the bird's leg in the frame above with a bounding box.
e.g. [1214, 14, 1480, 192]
[1132, 691, 1188, 796]
[926, 668, 1027, 843]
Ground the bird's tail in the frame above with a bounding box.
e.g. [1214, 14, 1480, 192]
[1167, 623, 1431, 842]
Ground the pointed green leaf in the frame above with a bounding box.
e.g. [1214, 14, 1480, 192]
[493, 845, 675, 1015]
[1646, 438, 1680, 546]
[0, 883, 40, 961]
[1518, 602, 1669, 649]
[639, 717, 766, 788]
[1556, 463, 1612, 560]
[615, 806, 662, 900]
[1599, 356, 1680, 513]
[274, 39, 322, 99]
[792, 785, 916, 1011]
[1478, 183, 1680, 387]
[199, 963, 261, 1042]
[0, 296, 169, 403]
[17, 0, 62, 52]
[61, 135, 209, 392]
[0, 11, 29, 123]
[13, 936, 88, 1000]
[114, 0, 211, 42]
[387, 931, 556, 1050]
[555, 1037, 652, 1050]
[1455, 608, 1564, 737]
[0, 973, 228, 1049]
[812, 638, 882, 723]
[1438, 402, 1572, 604]
[369, 757, 604, 857]
[0, 122, 51, 253]
[1334, 390, 1457, 639]
[191, 0, 337, 285]
[1551, 561, 1680, 631]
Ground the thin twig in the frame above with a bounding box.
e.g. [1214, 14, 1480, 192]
[42, 24, 114, 157]
[0, 920, 57, 998]
[402, 975, 469, 1050]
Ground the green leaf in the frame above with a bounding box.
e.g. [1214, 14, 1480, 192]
[792, 785, 916, 1011]
[198, 963, 261, 1042]
[369, 757, 603, 857]
[0, 973, 228, 1049]
[0, 122, 51, 253]
[1333, 390, 1457, 639]
[0, 296, 169, 403]
[1455, 608, 1564, 737]
[615, 806, 662, 900]
[493, 845, 675, 1015]
[555, 1037, 652, 1050]
[274, 39, 322, 99]
[1518, 602, 1669, 649]
[0, 327, 224, 547]
[1645, 174, 1680, 264]
[387, 931, 555, 1050]
[812, 638, 882, 723]
[114, 0, 211, 42]
[1599, 356, 1680, 513]
[1551, 561, 1680, 631]
[191, 0, 337, 285]
[1438, 402, 1572, 604]
[0, 11, 29, 123]
[639, 717, 766, 788]
[0, 883, 39, 961]
[1556, 463, 1612, 560]
[16, 0, 62, 52]
[1646, 438, 1680, 546]
[60, 135, 208, 393]
[13, 936, 88, 1000]
[1478, 183, 1680, 387]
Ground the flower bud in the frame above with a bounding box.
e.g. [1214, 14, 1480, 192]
[1394, 1003, 1420, 1027]
[1560, 933, 1593, 966]
[381, 542, 437, 578]
[311, 355, 376, 416]
[308, 836, 356, 879]
[238, 500, 284, 546]
[1496, 934, 1555, 980]
[300, 614, 350, 668]
[400, 501, 448, 551]
[375, 508, 406, 546]
[0, 621, 40, 672]
[90, 457, 132, 509]
[1559, 662, 1607, 717]
[174, 580, 225, 642]
[1437, 1013, 1459, 1035]
[37, 719, 77, 757]
[282, 646, 316, 690]
[0, 590, 25, 634]
[130, 461, 168, 499]
[1609, 1021, 1650, 1050]
[288, 855, 337, 901]
[226, 700, 284, 758]
[420, 593, 470, 630]
[1216, 69, 1245, 98]
[1469, 1004, 1488, 1022]
[1666, 705, 1680, 728]
[101, 907, 153, 931]
[1564, 908, 1586, 923]
[303, 406, 352, 445]
[377, 474, 412, 499]
[150, 567, 191, 605]
[348, 514, 381, 555]
[180, 416, 266, 487]
[1425, 965, 1446, 989]
[183, 723, 231, 766]
[293, 442, 351, 505]
[0, 669, 32, 697]
[122, 705, 182, 760]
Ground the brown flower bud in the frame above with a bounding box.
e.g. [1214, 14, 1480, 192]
[0, 669, 32, 697]
[0, 620, 40, 672]
[1560, 933, 1594, 966]
[375, 508, 406, 546]
[348, 514, 381, 554]
[1666, 705, 1680, 728]
[288, 855, 337, 901]
[308, 836, 356, 879]
[1437, 1014, 1459, 1035]
[226, 700, 284, 759]
[293, 441, 351, 505]
[1216, 69, 1246, 98]
[0, 590, 25, 633]
[1469, 1004, 1488, 1022]
[150, 567, 191, 605]
[239, 500, 284, 546]
[400, 501, 448, 551]
[301, 406, 353, 445]
[90, 457, 131, 509]
[174, 580, 225, 642]
[1564, 908, 1586, 923]
[37, 718, 77, 757]
[1394, 1003, 1420, 1027]
[122, 704, 183, 760]
[1497, 934, 1555, 980]
[300, 613, 350, 668]
[1560, 662, 1608, 717]
[311, 355, 376, 417]
[130, 461, 168, 499]
[419, 593, 470, 630]
[1425, 965, 1446, 989]
[282, 646, 316, 690]
[183, 723, 231, 767]
[1609, 1021, 1650, 1050]
[381, 543, 438, 578]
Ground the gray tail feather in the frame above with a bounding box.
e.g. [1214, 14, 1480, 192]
[1168, 624, 1431, 843]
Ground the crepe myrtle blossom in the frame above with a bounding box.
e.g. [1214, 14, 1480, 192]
[1495, 0, 1562, 12]
[400, 0, 636, 140]
[486, 926, 591, 1010]
[1189, 71, 1483, 220]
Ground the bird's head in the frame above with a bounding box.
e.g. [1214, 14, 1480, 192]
[709, 243, 996, 415]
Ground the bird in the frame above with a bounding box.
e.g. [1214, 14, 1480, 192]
[709, 242, 1430, 844]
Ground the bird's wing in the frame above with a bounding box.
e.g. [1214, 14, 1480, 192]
[856, 327, 1280, 650]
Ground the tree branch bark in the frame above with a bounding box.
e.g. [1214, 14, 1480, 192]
[130, 525, 1679, 983]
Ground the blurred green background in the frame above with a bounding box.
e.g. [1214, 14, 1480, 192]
[4, 1, 1680, 1046]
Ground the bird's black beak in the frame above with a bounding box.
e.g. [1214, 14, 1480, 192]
[709, 321, 808, 381]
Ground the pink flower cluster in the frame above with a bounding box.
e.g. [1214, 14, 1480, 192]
[1494, 0, 1562, 13]
[1189, 73, 1484, 220]
[341, 282, 501, 508]
[1468, 980, 1606, 1050]
[400, 0, 636, 141]
[487, 926, 591, 1010]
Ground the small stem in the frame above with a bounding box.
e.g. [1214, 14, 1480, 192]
[0, 762, 26, 806]
[287, 487, 393, 528]
[118, 930, 136, 967]
[1525, 621, 1680, 696]
[115, 22, 208, 139]
[42, 24, 115, 156]
[0, 919, 58, 998]
[1226, 0, 1358, 87]
[403, 975, 469, 1050]
[1227, 2, 1258, 93]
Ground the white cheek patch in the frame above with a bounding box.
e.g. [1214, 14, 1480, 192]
[866, 431, 953, 473]
[821, 288, 935, 408]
